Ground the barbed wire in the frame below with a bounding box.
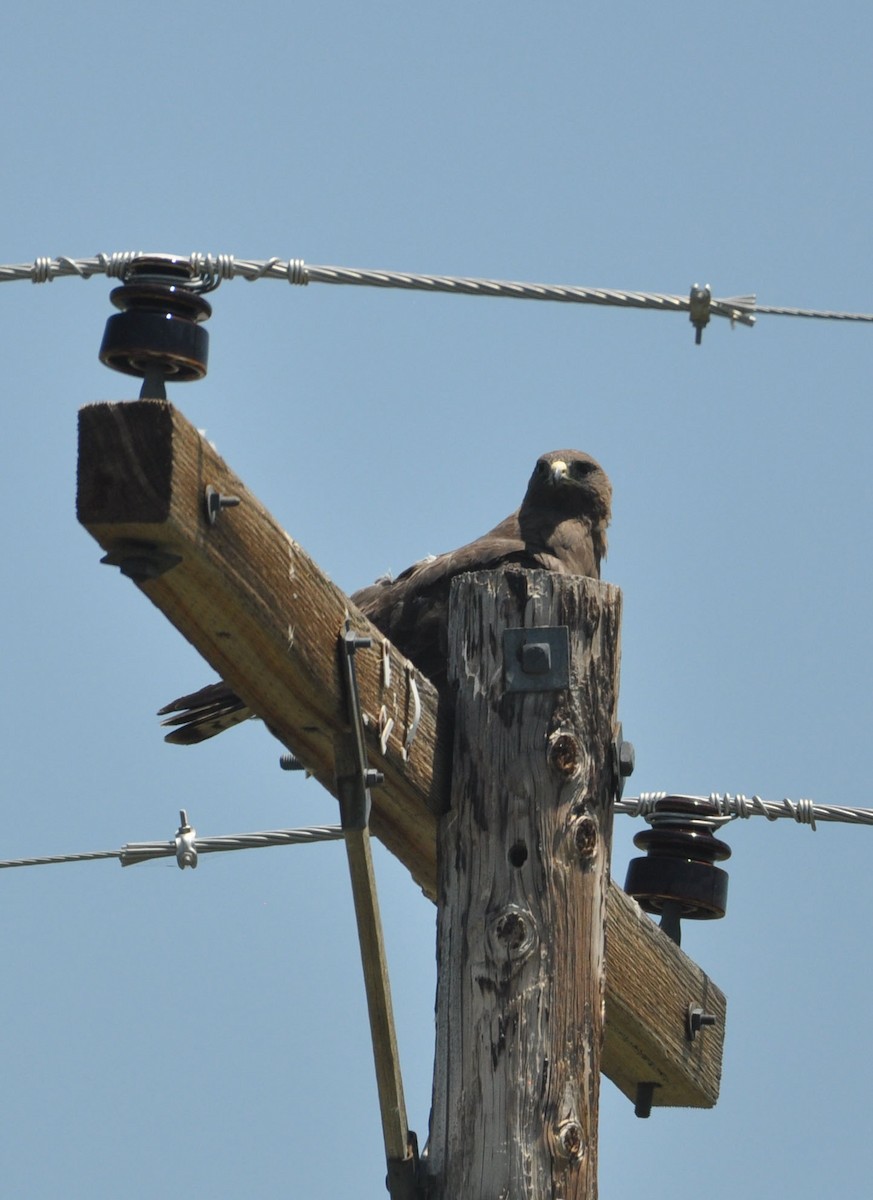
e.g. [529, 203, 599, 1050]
[616, 792, 873, 832]
[3, 251, 871, 330]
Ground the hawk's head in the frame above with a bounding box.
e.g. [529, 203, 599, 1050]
[518, 449, 612, 567]
[526, 449, 612, 521]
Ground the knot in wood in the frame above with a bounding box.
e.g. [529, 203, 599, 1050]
[555, 1119, 585, 1161]
[486, 904, 536, 965]
[572, 814, 598, 862]
[548, 731, 580, 778]
[495, 911, 527, 951]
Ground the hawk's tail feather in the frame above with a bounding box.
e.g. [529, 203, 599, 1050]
[158, 682, 252, 745]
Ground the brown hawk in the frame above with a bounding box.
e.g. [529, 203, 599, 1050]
[159, 449, 611, 744]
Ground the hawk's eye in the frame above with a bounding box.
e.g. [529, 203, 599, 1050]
[571, 460, 593, 478]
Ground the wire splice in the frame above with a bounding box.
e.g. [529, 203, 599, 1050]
[688, 283, 712, 344]
[174, 810, 198, 869]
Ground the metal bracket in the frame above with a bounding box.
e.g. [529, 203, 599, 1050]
[335, 623, 421, 1200]
[337, 624, 384, 830]
[100, 539, 182, 582]
[174, 809, 198, 869]
[503, 625, 570, 693]
[689, 282, 712, 344]
[385, 1133, 422, 1200]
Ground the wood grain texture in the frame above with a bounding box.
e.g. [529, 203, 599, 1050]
[426, 571, 619, 1199]
[76, 400, 725, 1113]
[77, 399, 444, 891]
[601, 882, 726, 1107]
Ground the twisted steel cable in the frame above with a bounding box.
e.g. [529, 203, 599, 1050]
[5, 253, 873, 325]
[0, 825, 343, 870]
[615, 792, 873, 832]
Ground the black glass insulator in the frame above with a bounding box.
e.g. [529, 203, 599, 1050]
[99, 255, 211, 390]
[624, 795, 731, 926]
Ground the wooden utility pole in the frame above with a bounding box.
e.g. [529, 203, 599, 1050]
[425, 571, 620, 1199]
[77, 400, 726, 1191]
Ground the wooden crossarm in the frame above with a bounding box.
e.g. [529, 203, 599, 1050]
[77, 399, 725, 1110]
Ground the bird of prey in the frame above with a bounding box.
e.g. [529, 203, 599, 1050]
[158, 449, 611, 744]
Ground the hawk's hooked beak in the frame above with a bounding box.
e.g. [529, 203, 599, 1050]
[550, 460, 569, 484]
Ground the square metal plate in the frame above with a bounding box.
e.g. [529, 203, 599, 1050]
[503, 625, 571, 693]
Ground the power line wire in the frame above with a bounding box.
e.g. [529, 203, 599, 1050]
[2, 794, 869, 874]
[4, 252, 872, 329]
[616, 792, 873, 831]
[0, 822, 343, 871]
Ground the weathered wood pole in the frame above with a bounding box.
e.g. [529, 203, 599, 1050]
[425, 569, 622, 1200]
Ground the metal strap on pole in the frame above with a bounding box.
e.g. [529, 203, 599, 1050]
[336, 625, 420, 1200]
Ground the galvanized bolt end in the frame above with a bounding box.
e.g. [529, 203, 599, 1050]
[205, 484, 241, 525]
[686, 1003, 717, 1041]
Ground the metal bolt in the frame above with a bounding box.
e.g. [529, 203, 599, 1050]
[344, 630, 373, 653]
[617, 740, 635, 778]
[174, 809, 198, 870]
[689, 282, 712, 345]
[686, 1003, 717, 1041]
[504, 626, 569, 692]
[205, 484, 241, 525]
[634, 1081, 658, 1119]
[611, 723, 635, 800]
[520, 641, 552, 675]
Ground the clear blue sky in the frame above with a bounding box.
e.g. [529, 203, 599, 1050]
[2, 3, 871, 1196]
